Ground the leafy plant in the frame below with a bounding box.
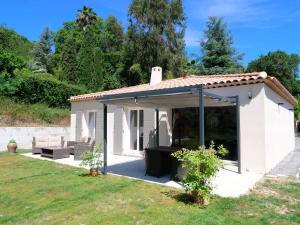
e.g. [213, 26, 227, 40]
[172, 143, 228, 205]
[8, 139, 16, 144]
[80, 144, 103, 172]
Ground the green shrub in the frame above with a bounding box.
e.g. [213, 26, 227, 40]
[12, 73, 87, 108]
[172, 143, 228, 205]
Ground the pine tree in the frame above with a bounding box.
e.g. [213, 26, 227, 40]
[124, 0, 186, 85]
[30, 27, 54, 73]
[200, 17, 243, 75]
[60, 33, 77, 83]
[76, 26, 103, 91]
[76, 6, 97, 31]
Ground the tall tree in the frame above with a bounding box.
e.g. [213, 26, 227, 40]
[100, 16, 124, 90]
[124, 0, 186, 85]
[247, 50, 300, 95]
[30, 27, 54, 73]
[76, 26, 103, 91]
[76, 6, 97, 31]
[60, 33, 77, 83]
[100, 16, 124, 52]
[200, 17, 243, 75]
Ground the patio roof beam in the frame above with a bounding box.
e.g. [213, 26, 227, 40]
[98, 85, 234, 104]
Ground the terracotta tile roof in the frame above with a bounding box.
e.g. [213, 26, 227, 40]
[70, 72, 297, 106]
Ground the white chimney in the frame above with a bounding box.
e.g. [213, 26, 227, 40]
[150, 66, 162, 85]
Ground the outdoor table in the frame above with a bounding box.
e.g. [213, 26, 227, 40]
[144, 146, 181, 178]
[41, 147, 70, 160]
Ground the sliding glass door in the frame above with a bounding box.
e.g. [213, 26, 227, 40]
[130, 110, 144, 151]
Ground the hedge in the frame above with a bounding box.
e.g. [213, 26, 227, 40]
[3, 73, 87, 108]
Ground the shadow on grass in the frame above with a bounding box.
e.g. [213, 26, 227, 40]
[162, 190, 196, 205]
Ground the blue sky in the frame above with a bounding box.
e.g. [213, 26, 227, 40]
[1, 0, 300, 66]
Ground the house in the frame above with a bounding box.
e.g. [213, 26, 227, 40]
[69, 67, 296, 174]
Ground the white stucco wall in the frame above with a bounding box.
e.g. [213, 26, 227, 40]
[207, 84, 267, 173]
[264, 85, 295, 172]
[71, 101, 104, 147]
[207, 83, 295, 173]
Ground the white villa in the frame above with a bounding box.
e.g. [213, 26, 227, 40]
[69, 67, 296, 174]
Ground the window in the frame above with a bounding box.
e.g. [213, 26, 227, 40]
[130, 110, 144, 151]
[88, 112, 97, 139]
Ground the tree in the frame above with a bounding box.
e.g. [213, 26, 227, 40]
[0, 26, 33, 62]
[30, 27, 54, 73]
[76, 26, 103, 91]
[199, 17, 243, 75]
[100, 16, 124, 90]
[247, 51, 300, 81]
[100, 16, 124, 52]
[60, 33, 77, 83]
[76, 6, 97, 31]
[124, 0, 186, 85]
[247, 50, 300, 96]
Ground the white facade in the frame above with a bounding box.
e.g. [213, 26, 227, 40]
[70, 83, 295, 174]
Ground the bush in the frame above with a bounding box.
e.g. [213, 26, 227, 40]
[172, 143, 228, 205]
[8, 73, 87, 108]
[0, 96, 70, 126]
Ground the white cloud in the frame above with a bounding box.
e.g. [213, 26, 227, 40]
[185, 0, 278, 26]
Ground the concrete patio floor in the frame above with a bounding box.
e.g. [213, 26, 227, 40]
[22, 152, 263, 198]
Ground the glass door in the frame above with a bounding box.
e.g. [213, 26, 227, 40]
[130, 110, 144, 151]
[88, 112, 96, 139]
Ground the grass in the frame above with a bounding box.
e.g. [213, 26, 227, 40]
[0, 96, 70, 126]
[0, 153, 299, 225]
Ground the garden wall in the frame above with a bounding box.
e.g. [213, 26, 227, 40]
[0, 127, 70, 151]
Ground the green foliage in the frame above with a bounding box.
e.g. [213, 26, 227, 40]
[60, 33, 77, 83]
[199, 17, 244, 75]
[124, 0, 186, 85]
[295, 96, 300, 119]
[6, 72, 87, 108]
[172, 143, 228, 205]
[0, 26, 33, 61]
[0, 71, 22, 96]
[0, 96, 70, 125]
[80, 144, 103, 170]
[76, 6, 98, 31]
[8, 139, 16, 144]
[0, 49, 25, 74]
[100, 16, 124, 52]
[76, 26, 103, 91]
[247, 50, 300, 96]
[30, 27, 55, 73]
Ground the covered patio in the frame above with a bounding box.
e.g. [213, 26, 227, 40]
[23, 152, 262, 197]
[100, 84, 241, 175]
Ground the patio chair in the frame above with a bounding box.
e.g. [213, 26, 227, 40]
[74, 140, 95, 160]
[32, 136, 64, 154]
[67, 137, 91, 155]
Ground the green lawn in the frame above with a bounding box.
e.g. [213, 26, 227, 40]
[0, 153, 299, 225]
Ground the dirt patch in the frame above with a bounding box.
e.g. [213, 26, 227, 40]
[252, 178, 300, 205]
[266, 203, 290, 215]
